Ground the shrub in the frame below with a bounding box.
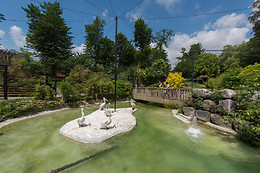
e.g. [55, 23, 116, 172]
[206, 76, 223, 90]
[220, 67, 242, 89]
[60, 81, 73, 102]
[239, 63, 260, 90]
[164, 72, 185, 88]
[238, 125, 259, 147]
[114, 79, 133, 99]
[34, 84, 55, 100]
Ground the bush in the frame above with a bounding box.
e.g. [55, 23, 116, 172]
[60, 81, 73, 103]
[239, 63, 260, 90]
[238, 125, 259, 147]
[164, 72, 185, 88]
[114, 79, 133, 99]
[220, 67, 242, 89]
[206, 76, 223, 90]
[34, 84, 55, 100]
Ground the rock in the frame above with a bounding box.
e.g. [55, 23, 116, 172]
[182, 107, 195, 118]
[220, 89, 238, 100]
[193, 89, 211, 99]
[202, 100, 216, 112]
[218, 99, 238, 113]
[0, 132, 2, 135]
[210, 114, 231, 128]
[196, 110, 211, 122]
[232, 121, 240, 132]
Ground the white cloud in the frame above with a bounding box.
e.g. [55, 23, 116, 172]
[0, 30, 5, 48]
[166, 13, 251, 68]
[0, 30, 5, 39]
[9, 25, 26, 48]
[102, 9, 108, 17]
[72, 43, 85, 54]
[155, 0, 181, 10]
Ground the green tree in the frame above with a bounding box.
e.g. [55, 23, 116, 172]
[117, 33, 136, 67]
[134, 18, 152, 51]
[194, 53, 220, 77]
[174, 43, 204, 78]
[144, 59, 169, 85]
[248, 1, 260, 64]
[23, 2, 73, 83]
[153, 29, 174, 50]
[84, 16, 106, 67]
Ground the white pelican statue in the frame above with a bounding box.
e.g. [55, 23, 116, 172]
[99, 97, 108, 110]
[131, 99, 136, 110]
[100, 112, 112, 129]
[77, 108, 85, 127]
[104, 103, 114, 117]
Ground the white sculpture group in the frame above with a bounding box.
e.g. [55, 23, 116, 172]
[77, 97, 136, 130]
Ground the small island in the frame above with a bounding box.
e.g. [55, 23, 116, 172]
[59, 108, 137, 143]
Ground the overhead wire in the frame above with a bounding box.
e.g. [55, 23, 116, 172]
[119, 0, 144, 18]
[108, 0, 116, 16]
[83, 0, 112, 17]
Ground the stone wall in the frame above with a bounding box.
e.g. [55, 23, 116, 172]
[183, 89, 239, 131]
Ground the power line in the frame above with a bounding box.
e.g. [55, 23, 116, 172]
[119, 0, 144, 18]
[145, 7, 250, 20]
[29, 0, 96, 16]
[108, 0, 116, 16]
[83, 0, 112, 17]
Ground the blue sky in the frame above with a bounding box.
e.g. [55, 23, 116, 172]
[0, 0, 255, 67]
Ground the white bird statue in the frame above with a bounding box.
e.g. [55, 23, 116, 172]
[104, 103, 114, 117]
[100, 112, 112, 129]
[99, 97, 108, 110]
[131, 99, 136, 110]
[77, 108, 85, 127]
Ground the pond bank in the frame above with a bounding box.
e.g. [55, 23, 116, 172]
[172, 109, 237, 136]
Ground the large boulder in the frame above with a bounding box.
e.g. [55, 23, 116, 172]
[182, 107, 195, 118]
[218, 99, 238, 113]
[210, 114, 231, 128]
[219, 89, 237, 100]
[202, 100, 216, 112]
[196, 110, 211, 122]
[193, 89, 211, 99]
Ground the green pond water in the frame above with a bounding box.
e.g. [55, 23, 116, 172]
[0, 102, 260, 173]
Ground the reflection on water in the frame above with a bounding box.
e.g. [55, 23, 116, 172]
[0, 103, 260, 173]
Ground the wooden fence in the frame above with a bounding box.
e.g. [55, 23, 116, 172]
[0, 86, 35, 98]
[133, 87, 192, 105]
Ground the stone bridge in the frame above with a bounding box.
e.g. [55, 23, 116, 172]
[133, 87, 192, 105]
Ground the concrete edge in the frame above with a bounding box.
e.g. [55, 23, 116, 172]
[172, 109, 237, 136]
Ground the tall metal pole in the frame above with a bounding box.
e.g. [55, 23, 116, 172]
[114, 16, 118, 112]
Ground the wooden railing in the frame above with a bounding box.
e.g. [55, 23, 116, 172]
[133, 87, 192, 105]
[0, 86, 35, 97]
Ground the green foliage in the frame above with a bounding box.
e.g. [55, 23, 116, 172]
[206, 76, 223, 90]
[60, 81, 73, 103]
[134, 18, 153, 51]
[0, 99, 60, 122]
[238, 124, 260, 147]
[34, 84, 55, 100]
[153, 29, 174, 50]
[219, 67, 242, 89]
[23, 1, 73, 77]
[239, 63, 260, 90]
[195, 53, 220, 78]
[174, 43, 204, 78]
[117, 33, 136, 67]
[210, 91, 223, 104]
[144, 59, 170, 85]
[114, 79, 133, 99]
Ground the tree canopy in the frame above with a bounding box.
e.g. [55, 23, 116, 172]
[23, 2, 73, 78]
